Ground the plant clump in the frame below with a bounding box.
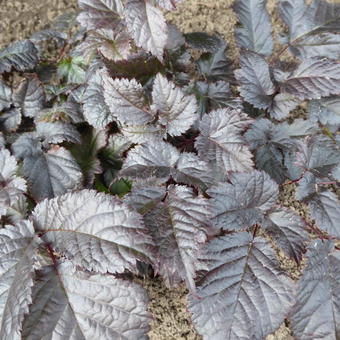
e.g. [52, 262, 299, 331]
[0, 0, 339, 339]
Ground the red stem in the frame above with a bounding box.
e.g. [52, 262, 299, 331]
[46, 244, 59, 269]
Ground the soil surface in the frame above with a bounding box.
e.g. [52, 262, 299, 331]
[1, 0, 334, 339]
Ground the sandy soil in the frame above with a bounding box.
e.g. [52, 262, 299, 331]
[0, 0, 332, 339]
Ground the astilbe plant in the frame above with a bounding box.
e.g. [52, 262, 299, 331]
[0, 0, 339, 339]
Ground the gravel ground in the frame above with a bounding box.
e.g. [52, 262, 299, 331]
[1, 0, 333, 339]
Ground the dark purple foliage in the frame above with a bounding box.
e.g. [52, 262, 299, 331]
[0, 0, 339, 339]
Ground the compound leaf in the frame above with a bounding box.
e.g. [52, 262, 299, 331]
[245, 118, 316, 183]
[151, 73, 197, 136]
[125, 0, 168, 61]
[290, 240, 340, 340]
[207, 170, 278, 230]
[189, 232, 295, 340]
[0, 221, 40, 340]
[195, 108, 253, 173]
[0, 40, 39, 74]
[32, 189, 155, 273]
[22, 262, 151, 340]
[234, 0, 274, 56]
[121, 141, 213, 188]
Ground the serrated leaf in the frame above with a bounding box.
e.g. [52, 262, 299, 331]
[77, 0, 123, 30]
[234, 0, 274, 56]
[263, 208, 309, 263]
[22, 262, 151, 340]
[12, 75, 45, 118]
[309, 95, 340, 125]
[194, 81, 241, 116]
[185, 32, 224, 53]
[280, 0, 340, 59]
[13, 135, 83, 200]
[235, 51, 276, 109]
[291, 32, 340, 60]
[0, 221, 39, 340]
[0, 108, 22, 132]
[0, 148, 26, 218]
[144, 185, 213, 290]
[151, 73, 197, 136]
[76, 27, 131, 63]
[36, 122, 81, 145]
[83, 72, 112, 129]
[208, 81, 241, 109]
[189, 232, 295, 340]
[173, 152, 214, 189]
[197, 44, 232, 81]
[281, 58, 340, 100]
[124, 182, 166, 213]
[155, 0, 183, 10]
[295, 136, 340, 177]
[207, 170, 278, 230]
[195, 108, 253, 173]
[279, 0, 309, 41]
[0, 148, 26, 192]
[37, 100, 84, 124]
[101, 69, 154, 125]
[0, 80, 12, 112]
[290, 240, 340, 340]
[0, 40, 39, 74]
[125, 0, 168, 61]
[121, 141, 213, 188]
[5, 194, 27, 225]
[269, 93, 300, 121]
[106, 133, 133, 159]
[309, 190, 340, 238]
[33, 189, 155, 273]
